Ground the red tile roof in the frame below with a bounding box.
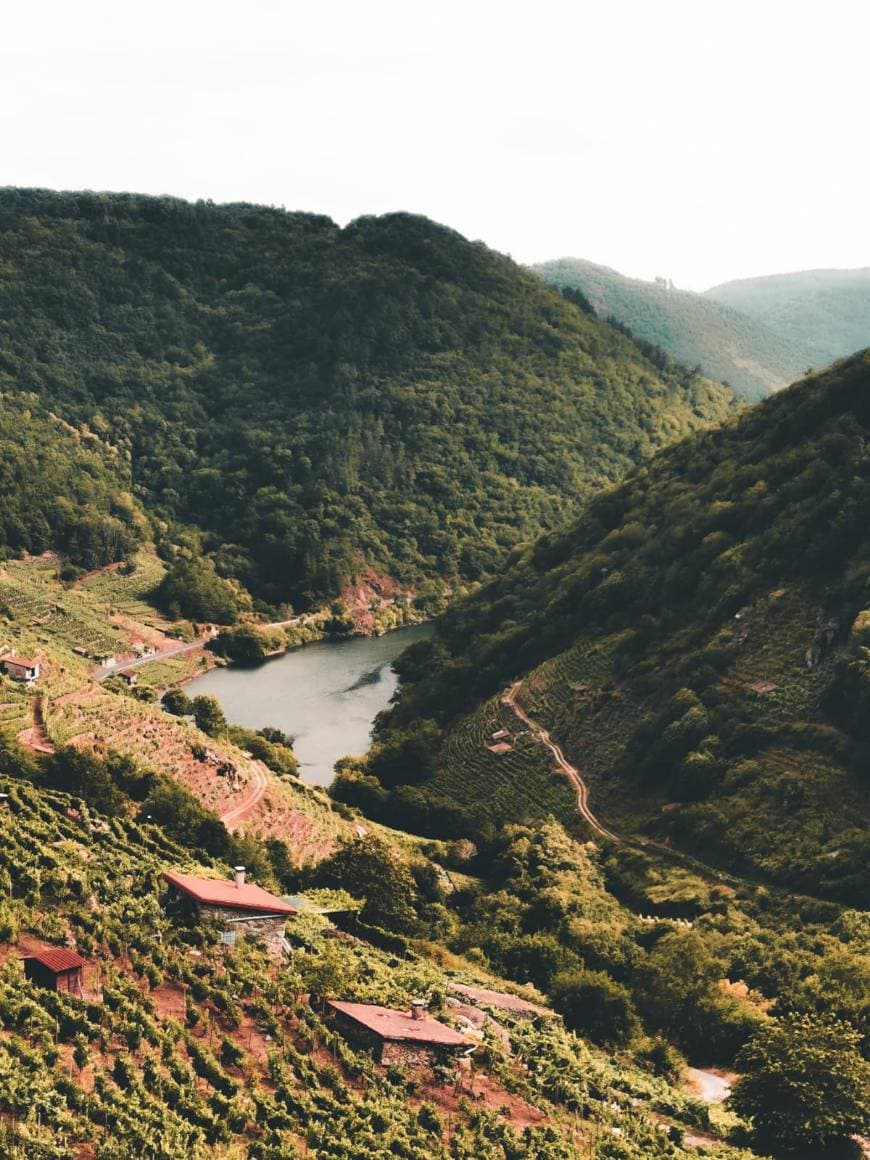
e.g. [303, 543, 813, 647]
[4, 657, 38, 669]
[327, 1000, 471, 1046]
[163, 871, 297, 915]
[451, 983, 554, 1017]
[24, 947, 86, 972]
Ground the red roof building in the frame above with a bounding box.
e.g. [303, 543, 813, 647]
[324, 999, 472, 1066]
[2, 657, 40, 682]
[163, 869, 296, 957]
[163, 871, 297, 915]
[23, 947, 86, 993]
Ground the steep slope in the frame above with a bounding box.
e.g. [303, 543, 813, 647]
[706, 268, 870, 368]
[0, 392, 144, 568]
[533, 258, 814, 400]
[355, 352, 870, 903]
[0, 189, 735, 608]
[0, 776, 754, 1158]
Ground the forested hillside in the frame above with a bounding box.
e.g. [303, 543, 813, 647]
[353, 352, 870, 903]
[0, 393, 143, 568]
[705, 267, 870, 368]
[533, 259, 814, 401]
[0, 189, 735, 609]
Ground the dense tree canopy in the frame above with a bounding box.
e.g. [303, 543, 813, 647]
[731, 1014, 869, 1154]
[368, 353, 870, 900]
[535, 258, 817, 400]
[0, 189, 735, 607]
[0, 392, 143, 568]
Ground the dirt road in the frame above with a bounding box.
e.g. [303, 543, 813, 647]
[502, 681, 620, 842]
[219, 761, 269, 830]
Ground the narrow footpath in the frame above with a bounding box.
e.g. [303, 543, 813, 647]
[503, 681, 620, 842]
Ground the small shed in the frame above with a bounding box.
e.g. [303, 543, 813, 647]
[23, 948, 86, 994]
[750, 680, 779, 696]
[119, 669, 138, 687]
[324, 999, 472, 1066]
[2, 657, 40, 684]
[486, 742, 512, 755]
[163, 868, 297, 957]
[491, 729, 510, 741]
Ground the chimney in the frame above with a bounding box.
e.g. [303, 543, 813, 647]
[410, 999, 427, 1021]
[234, 866, 246, 888]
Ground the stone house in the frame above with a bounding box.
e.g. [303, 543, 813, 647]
[324, 999, 472, 1066]
[163, 868, 297, 957]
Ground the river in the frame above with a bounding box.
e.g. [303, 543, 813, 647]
[186, 623, 433, 787]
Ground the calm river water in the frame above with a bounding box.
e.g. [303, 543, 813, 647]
[186, 623, 433, 787]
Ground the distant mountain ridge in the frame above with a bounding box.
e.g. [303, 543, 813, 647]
[705, 267, 870, 367]
[532, 257, 815, 400]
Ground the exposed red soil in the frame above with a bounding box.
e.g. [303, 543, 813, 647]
[107, 612, 174, 652]
[415, 1064, 548, 1134]
[17, 695, 55, 754]
[339, 571, 413, 633]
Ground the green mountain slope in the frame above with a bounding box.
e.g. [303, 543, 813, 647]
[0, 392, 143, 568]
[0, 189, 735, 608]
[533, 258, 815, 401]
[705, 267, 870, 368]
[355, 352, 870, 903]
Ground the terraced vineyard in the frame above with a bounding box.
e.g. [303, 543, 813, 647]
[79, 550, 167, 621]
[0, 557, 126, 659]
[427, 576, 868, 898]
[434, 695, 575, 829]
[0, 777, 741, 1159]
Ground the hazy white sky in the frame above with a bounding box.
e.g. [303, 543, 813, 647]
[2, 0, 868, 289]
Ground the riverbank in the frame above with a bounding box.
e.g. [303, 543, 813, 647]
[186, 622, 434, 787]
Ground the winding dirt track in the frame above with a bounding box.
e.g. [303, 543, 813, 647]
[219, 761, 269, 830]
[503, 681, 620, 842]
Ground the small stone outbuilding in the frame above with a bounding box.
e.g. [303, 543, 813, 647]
[23, 948, 86, 994]
[324, 999, 472, 1066]
[163, 868, 296, 957]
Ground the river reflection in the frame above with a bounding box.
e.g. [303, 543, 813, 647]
[186, 622, 433, 787]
